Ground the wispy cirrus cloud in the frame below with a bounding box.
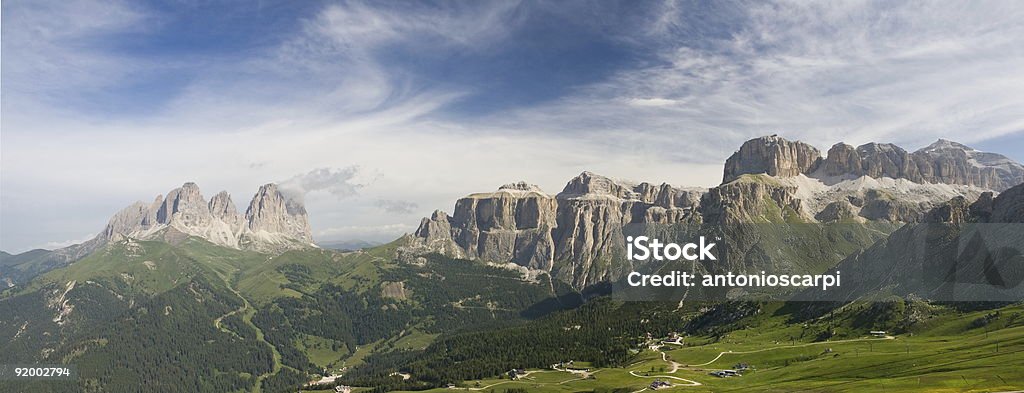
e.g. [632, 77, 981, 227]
[513, 1, 1024, 158]
[3, 1, 1023, 253]
[310, 1, 522, 51]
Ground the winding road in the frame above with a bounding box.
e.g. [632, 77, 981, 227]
[404, 335, 900, 391]
[214, 261, 282, 393]
[627, 348, 702, 387]
[685, 336, 895, 367]
[627, 335, 897, 390]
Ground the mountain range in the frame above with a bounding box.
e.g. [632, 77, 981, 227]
[5, 135, 1022, 291]
[726, 136, 1024, 190]
[2, 183, 312, 287]
[2, 135, 1023, 393]
[408, 135, 1021, 288]
[101, 182, 313, 252]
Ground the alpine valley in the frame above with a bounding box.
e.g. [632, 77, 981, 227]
[2, 136, 1023, 393]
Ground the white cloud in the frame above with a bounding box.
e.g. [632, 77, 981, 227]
[628, 98, 680, 107]
[1, 0, 149, 94]
[3, 1, 1023, 253]
[548, 0, 1024, 153]
[278, 167, 366, 202]
[311, 1, 521, 51]
[375, 200, 419, 215]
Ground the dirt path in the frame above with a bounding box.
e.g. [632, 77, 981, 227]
[213, 304, 245, 338]
[626, 345, 701, 387]
[218, 262, 281, 393]
[662, 351, 682, 373]
[624, 336, 896, 388]
[464, 370, 571, 391]
[685, 336, 895, 367]
[627, 370, 702, 386]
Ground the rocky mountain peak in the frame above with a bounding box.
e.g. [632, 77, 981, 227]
[918, 138, 971, 153]
[409, 135, 1023, 289]
[243, 183, 313, 249]
[560, 171, 636, 198]
[208, 191, 243, 228]
[723, 135, 822, 183]
[157, 182, 208, 223]
[181, 181, 201, 193]
[103, 202, 157, 239]
[209, 191, 236, 215]
[498, 181, 543, 193]
[96, 182, 312, 253]
[726, 135, 1023, 191]
[821, 143, 862, 177]
[411, 172, 705, 288]
[856, 142, 906, 155]
[430, 209, 449, 221]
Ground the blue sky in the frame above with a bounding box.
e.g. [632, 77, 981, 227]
[2, 0, 1024, 252]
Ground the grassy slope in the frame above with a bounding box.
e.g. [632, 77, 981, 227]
[372, 303, 1023, 393]
[2, 237, 291, 393]
[15, 237, 265, 297]
[234, 246, 393, 305]
[7, 213, 1020, 393]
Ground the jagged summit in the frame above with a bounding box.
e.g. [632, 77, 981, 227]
[2, 182, 314, 285]
[242, 183, 313, 247]
[559, 171, 638, 199]
[724, 135, 1024, 191]
[409, 172, 705, 287]
[917, 138, 970, 153]
[498, 181, 544, 192]
[102, 182, 313, 253]
[409, 135, 1023, 288]
[723, 136, 821, 183]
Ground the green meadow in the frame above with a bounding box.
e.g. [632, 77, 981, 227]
[357, 304, 1024, 393]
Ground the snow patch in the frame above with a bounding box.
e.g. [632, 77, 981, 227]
[779, 174, 986, 220]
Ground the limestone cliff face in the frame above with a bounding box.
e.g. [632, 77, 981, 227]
[209, 191, 243, 229]
[410, 173, 704, 288]
[726, 136, 1023, 191]
[820, 143, 863, 177]
[551, 173, 704, 287]
[100, 182, 313, 253]
[913, 140, 1024, 192]
[808, 139, 1024, 191]
[723, 135, 821, 183]
[990, 183, 1024, 223]
[448, 182, 558, 270]
[412, 210, 462, 257]
[241, 183, 313, 251]
[699, 175, 805, 225]
[820, 141, 935, 183]
[821, 182, 1024, 303]
[410, 136, 1021, 288]
[854, 143, 923, 180]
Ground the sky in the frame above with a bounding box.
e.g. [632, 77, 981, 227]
[2, 0, 1024, 253]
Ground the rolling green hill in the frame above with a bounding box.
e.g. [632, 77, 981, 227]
[3, 183, 1023, 393]
[0, 235, 579, 393]
[334, 300, 1023, 393]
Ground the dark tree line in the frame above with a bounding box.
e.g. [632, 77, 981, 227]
[339, 298, 687, 391]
